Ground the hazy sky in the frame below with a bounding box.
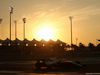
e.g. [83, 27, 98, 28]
[0, 0, 100, 46]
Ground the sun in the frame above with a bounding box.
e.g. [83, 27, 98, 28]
[37, 27, 54, 41]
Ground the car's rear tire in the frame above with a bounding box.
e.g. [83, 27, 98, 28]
[35, 62, 41, 69]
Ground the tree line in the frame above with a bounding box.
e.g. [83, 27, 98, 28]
[66, 43, 100, 51]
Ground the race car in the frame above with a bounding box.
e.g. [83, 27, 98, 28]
[35, 58, 85, 70]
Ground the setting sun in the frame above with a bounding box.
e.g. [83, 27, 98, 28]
[37, 26, 55, 41]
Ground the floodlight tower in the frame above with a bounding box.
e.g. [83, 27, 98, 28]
[22, 18, 26, 41]
[9, 6, 13, 44]
[0, 19, 2, 39]
[69, 16, 73, 46]
[14, 20, 17, 40]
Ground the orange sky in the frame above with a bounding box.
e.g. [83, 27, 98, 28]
[0, 0, 100, 46]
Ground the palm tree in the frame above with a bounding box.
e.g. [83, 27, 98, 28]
[97, 43, 100, 50]
[79, 43, 85, 50]
[88, 43, 95, 50]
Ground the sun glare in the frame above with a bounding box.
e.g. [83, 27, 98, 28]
[37, 27, 54, 41]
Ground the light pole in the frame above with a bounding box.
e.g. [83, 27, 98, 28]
[69, 16, 73, 47]
[9, 6, 13, 45]
[22, 18, 26, 41]
[76, 38, 78, 46]
[0, 19, 2, 24]
[96, 38, 98, 46]
[0, 19, 2, 39]
[14, 20, 17, 40]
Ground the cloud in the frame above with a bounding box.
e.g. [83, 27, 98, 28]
[68, 6, 100, 21]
